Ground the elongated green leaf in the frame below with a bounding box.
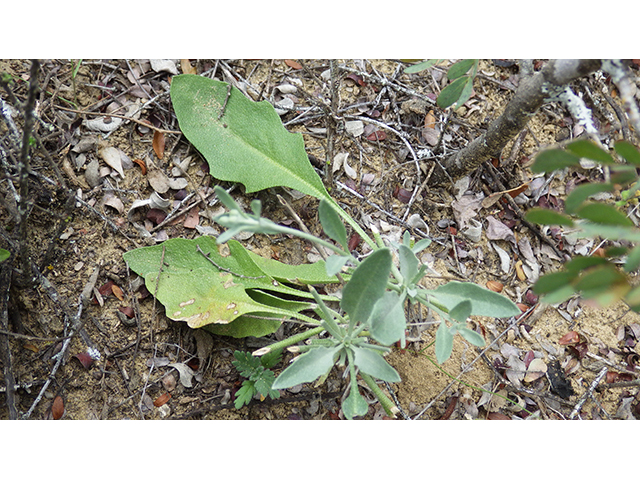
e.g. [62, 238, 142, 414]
[342, 384, 369, 419]
[428, 281, 521, 318]
[576, 203, 633, 227]
[171, 75, 330, 199]
[369, 291, 406, 346]
[533, 270, 578, 295]
[615, 141, 640, 165]
[435, 321, 454, 364]
[525, 207, 574, 226]
[564, 183, 614, 214]
[325, 254, 349, 277]
[205, 315, 281, 338]
[564, 255, 609, 273]
[447, 59, 476, 80]
[449, 299, 472, 323]
[319, 199, 348, 250]
[398, 244, 419, 285]
[341, 248, 392, 324]
[404, 59, 439, 74]
[566, 139, 614, 164]
[353, 347, 401, 382]
[0, 248, 10, 263]
[577, 223, 640, 242]
[456, 327, 485, 347]
[271, 346, 341, 389]
[531, 149, 581, 173]
[437, 76, 468, 109]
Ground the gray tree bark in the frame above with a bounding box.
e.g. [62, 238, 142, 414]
[429, 59, 603, 186]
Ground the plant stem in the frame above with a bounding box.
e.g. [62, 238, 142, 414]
[252, 326, 325, 356]
[361, 372, 400, 417]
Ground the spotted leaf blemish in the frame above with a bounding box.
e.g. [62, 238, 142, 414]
[179, 298, 196, 307]
[227, 303, 237, 310]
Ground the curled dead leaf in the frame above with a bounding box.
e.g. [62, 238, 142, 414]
[524, 358, 547, 383]
[486, 280, 503, 293]
[99, 146, 125, 178]
[133, 158, 147, 175]
[515, 260, 526, 281]
[74, 352, 95, 369]
[180, 59, 197, 75]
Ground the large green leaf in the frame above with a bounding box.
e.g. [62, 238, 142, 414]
[271, 346, 341, 389]
[122, 237, 333, 336]
[352, 347, 401, 382]
[341, 248, 392, 324]
[427, 281, 521, 318]
[531, 149, 581, 173]
[368, 291, 406, 346]
[171, 75, 330, 199]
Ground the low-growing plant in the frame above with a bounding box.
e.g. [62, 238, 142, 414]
[404, 59, 479, 109]
[525, 138, 640, 310]
[123, 74, 521, 418]
[232, 349, 281, 409]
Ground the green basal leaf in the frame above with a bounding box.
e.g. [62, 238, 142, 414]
[448, 299, 472, 323]
[412, 238, 432, 254]
[404, 59, 439, 74]
[341, 248, 392, 325]
[325, 254, 350, 277]
[531, 149, 582, 173]
[272, 346, 342, 390]
[614, 140, 640, 165]
[524, 207, 574, 226]
[564, 183, 614, 215]
[319, 198, 348, 251]
[566, 139, 614, 164]
[437, 76, 468, 109]
[447, 59, 476, 80]
[369, 291, 406, 346]
[352, 347, 401, 382]
[0, 248, 10, 263]
[455, 76, 474, 108]
[427, 281, 521, 318]
[172, 75, 329, 199]
[435, 321, 454, 364]
[456, 327, 485, 347]
[576, 203, 634, 227]
[398, 244, 419, 285]
[342, 383, 369, 420]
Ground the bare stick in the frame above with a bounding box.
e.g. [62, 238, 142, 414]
[570, 366, 608, 420]
[218, 83, 232, 120]
[55, 106, 181, 135]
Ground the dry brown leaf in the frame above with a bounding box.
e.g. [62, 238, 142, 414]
[424, 109, 437, 129]
[183, 207, 200, 229]
[524, 358, 547, 383]
[486, 280, 503, 292]
[153, 130, 165, 159]
[284, 59, 302, 70]
[154, 393, 172, 407]
[111, 284, 124, 301]
[180, 59, 197, 75]
[515, 260, 526, 281]
[99, 146, 125, 178]
[52, 396, 64, 420]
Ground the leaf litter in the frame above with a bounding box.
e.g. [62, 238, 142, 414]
[2, 59, 638, 420]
